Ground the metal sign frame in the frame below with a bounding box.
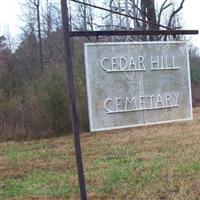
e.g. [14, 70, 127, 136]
[60, 0, 198, 199]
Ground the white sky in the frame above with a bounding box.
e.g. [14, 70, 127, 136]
[182, 0, 200, 48]
[0, 0, 21, 36]
[0, 0, 200, 48]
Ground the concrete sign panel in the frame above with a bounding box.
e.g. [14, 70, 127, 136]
[84, 41, 193, 131]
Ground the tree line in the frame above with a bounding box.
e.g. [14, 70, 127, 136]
[0, 0, 200, 141]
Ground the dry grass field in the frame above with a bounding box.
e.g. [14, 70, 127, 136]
[1, 107, 200, 200]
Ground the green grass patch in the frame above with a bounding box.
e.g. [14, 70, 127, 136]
[177, 162, 200, 174]
[96, 154, 166, 194]
[0, 170, 71, 199]
[1, 142, 67, 165]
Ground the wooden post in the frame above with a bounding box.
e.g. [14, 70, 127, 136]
[61, 0, 87, 199]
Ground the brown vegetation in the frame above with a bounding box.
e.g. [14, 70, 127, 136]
[192, 83, 200, 107]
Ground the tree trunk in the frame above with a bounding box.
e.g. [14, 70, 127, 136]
[36, 1, 43, 72]
[141, 0, 158, 40]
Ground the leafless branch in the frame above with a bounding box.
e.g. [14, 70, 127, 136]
[158, 0, 172, 25]
[71, 0, 172, 30]
[167, 0, 185, 28]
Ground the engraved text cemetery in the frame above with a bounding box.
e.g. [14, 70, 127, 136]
[102, 55, 180, 114]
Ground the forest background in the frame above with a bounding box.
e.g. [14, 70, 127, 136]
[0, 0, 200, 141]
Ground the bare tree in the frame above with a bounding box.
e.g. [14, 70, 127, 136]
[43, 0, 53, 37]
[101, 0, 186, 41]
[31, 0, 43, 72]
[167, 0, 185, 28]
[140, 0, 158, 40]
[72, 0, 94, 31]
[21, 0, 44, 72]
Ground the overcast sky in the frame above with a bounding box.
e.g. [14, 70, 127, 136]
[0, 0, 200, 48]
[0, 1, 21, 36]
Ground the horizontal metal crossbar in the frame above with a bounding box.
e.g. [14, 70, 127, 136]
[70, 30, 199, 37]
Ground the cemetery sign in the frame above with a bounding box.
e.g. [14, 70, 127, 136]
[84, 41, 193, 131]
